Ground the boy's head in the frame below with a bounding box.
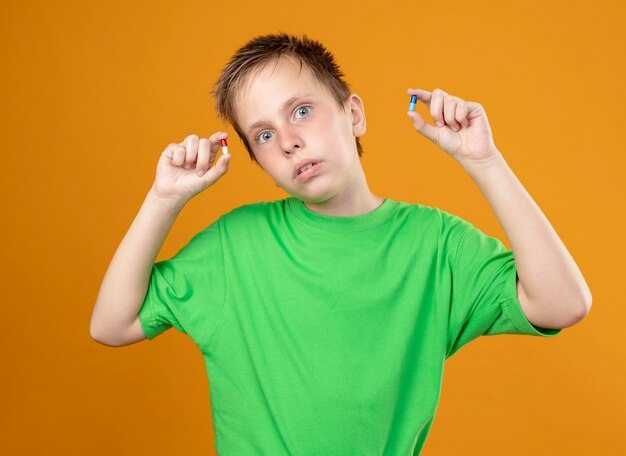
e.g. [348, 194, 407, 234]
[212, 32, 364, 163]
[211, 32, 368, 203]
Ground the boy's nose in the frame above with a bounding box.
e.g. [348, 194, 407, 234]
[279, 129, 304, 154]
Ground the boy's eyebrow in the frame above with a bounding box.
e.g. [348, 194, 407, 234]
[247, 92, 313, 136]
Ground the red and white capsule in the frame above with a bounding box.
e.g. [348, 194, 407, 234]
[220, 138, 230, 155]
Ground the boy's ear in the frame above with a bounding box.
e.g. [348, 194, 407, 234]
[347, 94, 366, 138]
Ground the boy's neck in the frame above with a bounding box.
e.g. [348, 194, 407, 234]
[302, 181, 385, 217]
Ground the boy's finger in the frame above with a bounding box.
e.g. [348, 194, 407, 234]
[207, 131, 229, 156]
[196, 138, 211, 176]
[182, 134, 199, 169]
[195, 132, 231, 176]
[172, 144, 186, 167]
[429, 89, 446, 127]
[163, 143, 178, 160]
[201, 153, 231, 184]
[407, 88, 432, 106]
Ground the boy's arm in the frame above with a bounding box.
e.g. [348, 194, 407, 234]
[406, 87, 592, 328]
[90, 190, 184, 346]
[462, 152, 592, 329]
[90, 132, 231, 347]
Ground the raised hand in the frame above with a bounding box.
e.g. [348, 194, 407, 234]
[151, 132, 232, 205]
[406, 88, 501, 168]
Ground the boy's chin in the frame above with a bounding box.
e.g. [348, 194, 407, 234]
[279, 178, 339, 203]
[289, 189, 338, 204]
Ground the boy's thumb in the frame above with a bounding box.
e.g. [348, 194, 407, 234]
[218, 153, 232, 174]
[407, 111, 437, 144]
[216, 154, 232, 176]
[199, 153, 231, 187]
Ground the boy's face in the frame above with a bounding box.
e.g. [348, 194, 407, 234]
[233, 56, 366, 203]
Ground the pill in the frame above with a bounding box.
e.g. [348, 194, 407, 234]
[220, 138, 229, 155]
[409, 94, 418, 112]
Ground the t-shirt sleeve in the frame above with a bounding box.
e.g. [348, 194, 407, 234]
[444, 216, 562, 359]
[137, 218, 226, 348]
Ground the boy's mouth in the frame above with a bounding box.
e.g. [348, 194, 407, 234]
[293, 159, 323, 179]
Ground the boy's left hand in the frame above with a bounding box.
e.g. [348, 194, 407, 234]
[406, 88, 501, 168]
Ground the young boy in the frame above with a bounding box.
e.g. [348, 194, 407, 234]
[91, 32, 591, 455]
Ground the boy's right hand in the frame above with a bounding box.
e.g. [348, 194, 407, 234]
[150, 132, 232, 205]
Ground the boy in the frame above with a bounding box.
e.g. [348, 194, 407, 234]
[90, 32, 591, 455]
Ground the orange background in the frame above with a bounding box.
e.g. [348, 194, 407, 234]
[2, 0, 624, 454]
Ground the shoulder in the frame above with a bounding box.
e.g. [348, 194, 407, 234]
[436, 207, 473, 233]
[391, 199, 465, 231]
[221, 199, 286, 219]
[217, 199, 288, 232]
[392, 199, 439, 220]
[431, 208, 507, 262]
[392, 200, 478, 251]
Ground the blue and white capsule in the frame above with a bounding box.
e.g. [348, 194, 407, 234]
[408, 94, 418, 112]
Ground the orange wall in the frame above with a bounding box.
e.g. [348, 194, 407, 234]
[1, 0, 623, 454]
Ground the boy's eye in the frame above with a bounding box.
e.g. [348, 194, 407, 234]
[295, 105, 311, 118]
[254, 105, 311, 144]
[256, 131, 274, 144]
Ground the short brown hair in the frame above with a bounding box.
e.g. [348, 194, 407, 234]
[211, 32, 364, 163]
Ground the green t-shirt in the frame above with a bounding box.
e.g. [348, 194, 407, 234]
[138, 197, 562, 455]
